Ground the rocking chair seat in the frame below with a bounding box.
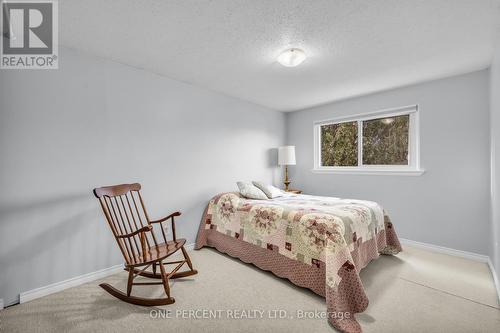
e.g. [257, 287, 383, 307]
[128, 238, 186, 267]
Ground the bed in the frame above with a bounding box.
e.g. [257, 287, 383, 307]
[195, 192, 402, 333]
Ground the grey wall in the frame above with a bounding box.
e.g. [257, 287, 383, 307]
[0, 47, 285, 306]
[491, 38, 500, 279]
[286, 70, 491, 255]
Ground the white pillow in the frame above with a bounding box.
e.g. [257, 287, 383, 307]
[236, 181, 268, 200]
[252, 181, 284, 199]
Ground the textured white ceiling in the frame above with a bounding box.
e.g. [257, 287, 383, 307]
[60, 0, 500, 111]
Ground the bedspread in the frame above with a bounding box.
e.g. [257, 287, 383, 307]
[195, 192, 402, 332]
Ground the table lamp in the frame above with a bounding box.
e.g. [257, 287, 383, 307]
[278, 146, 296, 191]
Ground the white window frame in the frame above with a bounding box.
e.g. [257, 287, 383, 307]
[313, 105, 424, 176]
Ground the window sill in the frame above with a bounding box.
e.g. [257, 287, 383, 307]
[311, 168, 425, 176]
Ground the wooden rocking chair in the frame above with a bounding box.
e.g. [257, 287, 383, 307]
[93, 183, 197, 305]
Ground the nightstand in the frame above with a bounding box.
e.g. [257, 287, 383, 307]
[285, 189, 302, 194]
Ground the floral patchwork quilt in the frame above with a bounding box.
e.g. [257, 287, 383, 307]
[195, 192, 402, 333]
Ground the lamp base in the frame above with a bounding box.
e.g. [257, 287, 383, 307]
[283, 180, 291, 191]
[283, 165, 291, 191]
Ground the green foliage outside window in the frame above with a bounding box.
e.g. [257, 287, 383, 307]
[320, 121, 358, 166]
[320, 115, 409, 167]
[363, 115, 409, 165]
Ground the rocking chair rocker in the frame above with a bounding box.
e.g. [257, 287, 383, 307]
[93, 183, 197, 306]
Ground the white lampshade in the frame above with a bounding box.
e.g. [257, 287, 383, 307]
[278, 146, 296, 165]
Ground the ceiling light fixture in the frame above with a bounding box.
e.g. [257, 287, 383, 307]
[277, 48, 306, 67]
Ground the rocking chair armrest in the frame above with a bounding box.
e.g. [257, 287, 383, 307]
[116, 225, 153, 239]
[150, 211, 181, 242]
[149, 211, 181, 224]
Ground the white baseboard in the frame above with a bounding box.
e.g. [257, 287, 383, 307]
[400, 238, 499, 305]
[19, 243, 196, 304]
[20, 264, 124, 304]
[0, 298, 4, 310]
[487, 258, 500, 305]
[399, 238, 489, 262]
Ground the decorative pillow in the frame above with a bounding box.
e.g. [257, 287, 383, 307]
[252, 181, 284, 199]
[236, 181, 268, 200]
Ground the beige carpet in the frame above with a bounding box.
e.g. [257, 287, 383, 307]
[1, 245, 499, 333]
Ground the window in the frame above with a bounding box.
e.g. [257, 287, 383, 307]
[313, 105, 423, 175]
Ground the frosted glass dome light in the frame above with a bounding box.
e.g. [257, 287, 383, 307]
[277, 48, 306, 67]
